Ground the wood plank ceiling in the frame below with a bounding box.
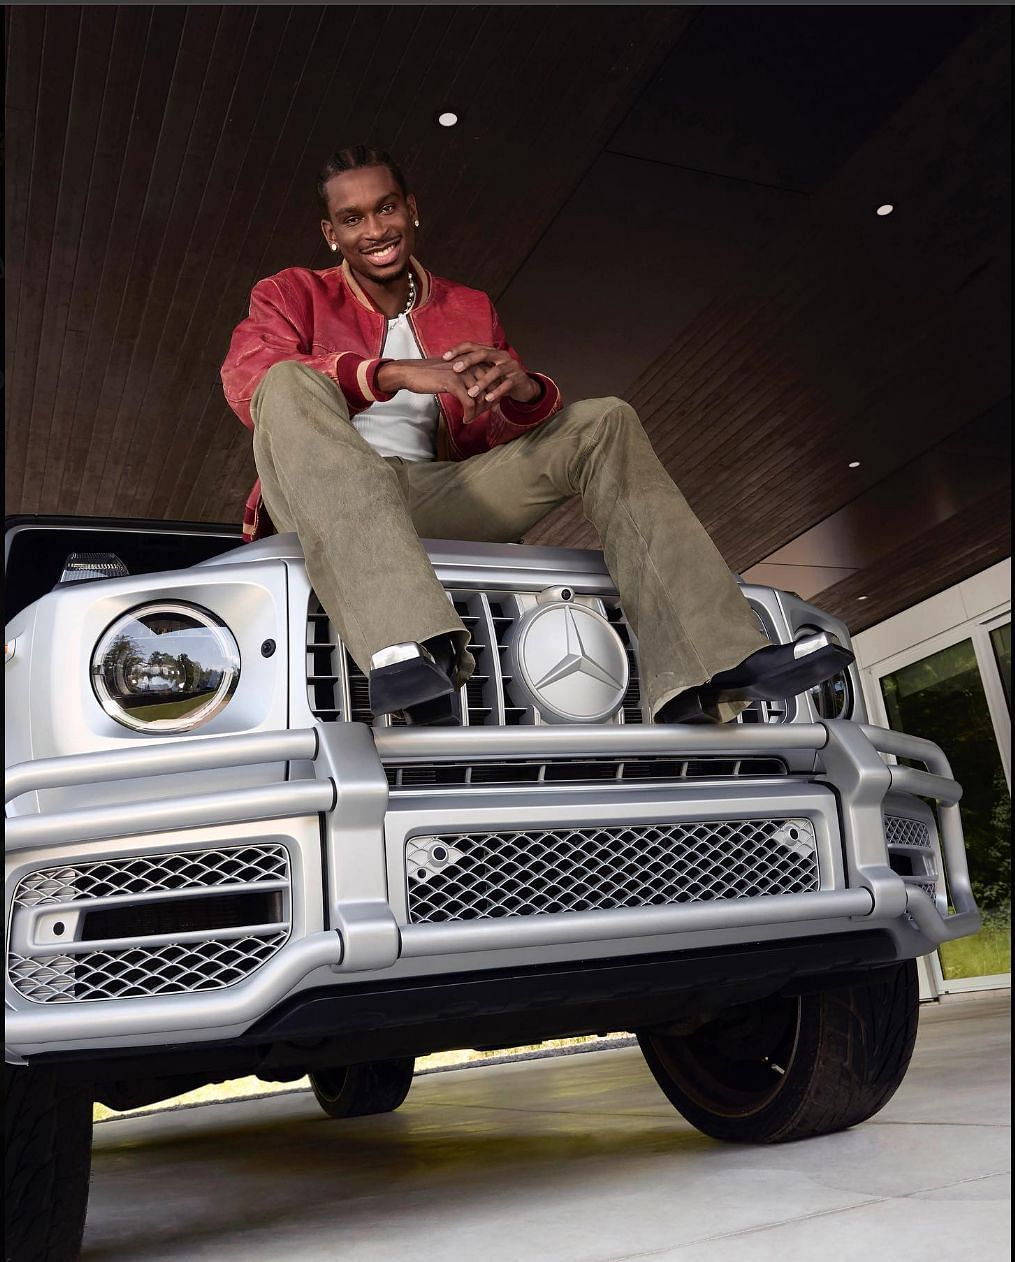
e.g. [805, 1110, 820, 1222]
[4, 5, 1011, 635]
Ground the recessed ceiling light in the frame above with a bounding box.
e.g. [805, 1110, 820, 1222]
[858, 595, 869, 601]
[876, 204, 894, 216]
[848, 460, 861, 469]
[437, 111, 459, 128]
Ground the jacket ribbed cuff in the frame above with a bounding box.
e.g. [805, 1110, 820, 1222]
[499, 374, 560, 425]
[333, 352, 397, 413]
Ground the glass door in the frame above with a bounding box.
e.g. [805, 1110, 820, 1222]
[989, 620, 1011, 708]
[875, 619, 1011, 987]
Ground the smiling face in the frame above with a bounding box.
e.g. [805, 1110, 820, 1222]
[320, 164, 418, 289]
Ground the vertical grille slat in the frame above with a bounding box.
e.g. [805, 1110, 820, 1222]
[306, 594, 346, 722]
[451, 590, 504, 727]
[603, 600, 644, 723]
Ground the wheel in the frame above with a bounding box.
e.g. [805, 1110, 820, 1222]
[5, 1062, 93, 1262]
[309, 1057, 415, 1119]
[638, 960, 919, 1143]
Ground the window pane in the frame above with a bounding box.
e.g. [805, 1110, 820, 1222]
[881, 639, 1011, 980]
[990, 622, 1011, 711]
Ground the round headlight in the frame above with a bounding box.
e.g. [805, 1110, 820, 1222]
[92, 603, 240, 734]
[799, 626, 853, 720]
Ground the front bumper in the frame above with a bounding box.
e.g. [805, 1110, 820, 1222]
[5, 720, 980, 1060]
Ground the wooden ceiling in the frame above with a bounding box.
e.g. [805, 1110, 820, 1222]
[4, 5, 1011, 634]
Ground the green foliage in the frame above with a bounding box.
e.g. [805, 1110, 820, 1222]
[940, 905, 1011, 980]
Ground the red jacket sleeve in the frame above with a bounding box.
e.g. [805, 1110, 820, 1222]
[220, 276, 393, 429]
[484, 305, 563, 446]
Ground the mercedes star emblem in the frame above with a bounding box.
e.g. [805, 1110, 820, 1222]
[504, 600, 630, 723]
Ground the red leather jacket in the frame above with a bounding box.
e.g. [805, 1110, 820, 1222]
[221, 257, 563, 540]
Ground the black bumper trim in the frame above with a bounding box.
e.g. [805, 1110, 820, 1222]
[37, 931, 901, 1083]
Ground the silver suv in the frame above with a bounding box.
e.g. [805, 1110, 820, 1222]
[4, 521, 981, 1262]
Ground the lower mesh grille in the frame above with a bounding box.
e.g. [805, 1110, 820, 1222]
[884, 814, 939, 904]
[884, 816, 932, 850]
[12, 845, 289, 907]
[406, 818, 819, 924]
[8, 934, 289, 1004]
[8, 844, 291, 1004]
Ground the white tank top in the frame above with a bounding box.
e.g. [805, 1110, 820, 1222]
[352, 313, 439, 461]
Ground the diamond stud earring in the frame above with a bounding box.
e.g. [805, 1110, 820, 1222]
[330, 243, 338, 251]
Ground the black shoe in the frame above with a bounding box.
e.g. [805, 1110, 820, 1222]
[654, 691, 723, 725]
[402, 689, 462, 725]
[368, 639, 462, 726]
[705, 633, 854, 703]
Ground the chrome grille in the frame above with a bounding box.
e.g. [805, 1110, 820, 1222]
[307, 590, 786, 728]
[8, 844, 291, 1004]
[406, 817, 819, 923]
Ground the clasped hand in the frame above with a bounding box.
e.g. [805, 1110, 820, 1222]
[376, 343, 539, 424]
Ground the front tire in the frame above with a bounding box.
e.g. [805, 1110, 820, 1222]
[638, 960, 919, 1143]
[5, 1063, 93, 1262]
[309, 1057, 415, 1119]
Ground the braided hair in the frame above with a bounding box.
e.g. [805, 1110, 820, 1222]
[316, 146, 409, 212]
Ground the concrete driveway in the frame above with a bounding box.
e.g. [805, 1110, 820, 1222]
[84, 989, 1010, 1262]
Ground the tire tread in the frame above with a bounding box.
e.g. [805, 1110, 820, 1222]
[639, 960, 919, 1144]
[5, 1065, 92, 1262]
[310, 1057, 415, 1120]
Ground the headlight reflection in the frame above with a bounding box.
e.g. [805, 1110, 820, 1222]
[91, 602, 241, 733]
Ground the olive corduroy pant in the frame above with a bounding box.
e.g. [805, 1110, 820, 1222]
[250, 360, 768, 720]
